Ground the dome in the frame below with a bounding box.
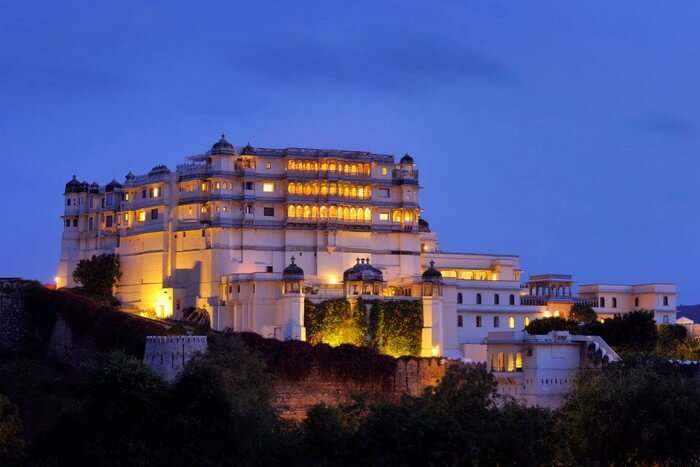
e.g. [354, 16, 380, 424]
[105, 179, 122, 192]
[148, 164, 170, 176]
[210, 134, 235, 155]
[418, 218, 430, 232]
[89, 182, 100, 194]
[125, 171, 135, 181]
[343, 258, 384, 283]
[65, 175, 87, 194]
[422, 260, 443, 282]
[240, 142, 255, 155]
[400, 153, 414, 164]
[282, 257, 304, 280]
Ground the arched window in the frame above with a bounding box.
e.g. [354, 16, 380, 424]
[494, 294, 500, 305]
[350, 164, 357, 175]
[312, 183, 319, 195]
[349, 207, 357, 221]
[509, 294, 515, 305]
[343, 207, 350, 220]
[663, 296, 669, 306]
[311, 206, 318, 218]
[457, 292, 463, 304]
[329, 206, 338, 218]
[288, 183, 295, 194]
[476, 315, 482, 327]
[364, 207, 371, 221]
[304, 184, 312, 196]
[508, 316, 515, 329]
[612, 297, 617, 308]
[303, 205, 311, 218]
[295, 205, 303, 218]
[493, 316, 500, 328]
[287, 205, 295, 218]
[351, 186, 357, 198]
[357, 187, 364, 198]
[319, 206, 327, 219]
[600, 297, 606, 308]
[524, 316, 530, 327]
[476, 293, 482, 305]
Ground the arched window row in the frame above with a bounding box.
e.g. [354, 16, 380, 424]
[287, 182, 372, 199]
[287, 160, 371, 176]
[491, 351, 523, 372]
[287, 204, 372, 222]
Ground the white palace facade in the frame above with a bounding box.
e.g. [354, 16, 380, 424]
[57, 136, 678, 359]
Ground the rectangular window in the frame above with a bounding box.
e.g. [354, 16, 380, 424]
[379, 212, 389, 221]
[457, 315, 463, 327]
[66, 199, 71, 206]
[72, 218, 78, 227]
[381, 167, 388, 176]
[138, 211, 146, 222]
[380, 188, 390, 198]
[200, 182, 208, 192]
[266, 266, 273, 273]
[88, 217, 93, 231]
[476, 315, 482, 327]
[105, 215, 113, 228]
[263, 182, 274, 192]
[65, 219, 71, 227]
[142, 189, 147, 198]
[106, 194, 113, 206]
[265, 162, 272, 169]
[245, 181, 253, 190]
[263, 207, 274, 217]
[151, 186, 160, 198]
[150, 208, 158, 220]
[124, 192, 130, 201]
[246, 204, 254, 214]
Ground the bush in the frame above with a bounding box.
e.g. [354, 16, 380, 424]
[0, 394, 25, 466]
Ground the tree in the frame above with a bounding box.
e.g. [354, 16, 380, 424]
[595, 310, 657, 353]
[570, 303, 597, 323]
[657, 324, 689, 356]
[72, 253, 121, 297]
[0, 394, 25, 466]
[556, 355, 700, 465]
[525, 317, 579, 335]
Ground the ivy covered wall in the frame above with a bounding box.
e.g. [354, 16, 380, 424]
[304, 298, 422, 357]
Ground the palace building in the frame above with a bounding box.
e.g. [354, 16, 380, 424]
[57, 135, 678, 359]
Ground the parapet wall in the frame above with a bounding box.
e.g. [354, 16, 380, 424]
[143, 336, 208, 381]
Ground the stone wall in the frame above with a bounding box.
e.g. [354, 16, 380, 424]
[273, 357, 449, 421]
[143, 336, 208, 381]
[0, 278, 32, 351]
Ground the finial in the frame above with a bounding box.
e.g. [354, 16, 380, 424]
[221, 133, 225, 139]
[290, 256, 295, 264]
[429, 260, 435, 268]
[356, 257, 360, 264]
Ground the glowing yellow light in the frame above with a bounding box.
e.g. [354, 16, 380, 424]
[543, 310, 552, 318]
[263, 182, 274, 192]
[431, 345, 440, 357]
[326, 275, 339, 285]
[154, 289, 173, 319]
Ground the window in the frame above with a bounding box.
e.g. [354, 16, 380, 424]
[263, 182, 274, 192]
[379, 212, 389, 221]
[635, 297, 640, 308]
[600, 297, 606, 308]
[66, 198, 71, 206]
[457, 292, 463, 304]
[509, 294, 515, 305]
[266, 266, 273, 273]
[138, 211, 146, 222]
[524, 316, 530, 327]
[381, 167, 388, 176]
[508, 316, 515, 329]
[476, 293, 482, 305]
[72, 218, 78, 227]
[663, 315, 670, 324]
[494, 294, 500, 305]
[65, 219, 70, 227]
[493, 316, 500, 328]
[245, 182, 253, 190]
[380, 188, 390, 198]
[200, 182, 208, 192]
[476, 315, 482, 327]
[265, 162, 272, 169]
[612, 297, 617, 308]
[246, 204, 253, 214]
[88, 217, 93, 231]
[151, 186, 160, 198]
[663, 296, 669, 306]
[105, 215, 113, 228]
[150, 208, 158, 220]
[457, 315, 463, 327]
[263, 207, 274, 217]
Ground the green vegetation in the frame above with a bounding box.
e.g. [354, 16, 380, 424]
[71, 253, 121, 297]
[569, 303, 597, 323]
[304, 298, 422, 356]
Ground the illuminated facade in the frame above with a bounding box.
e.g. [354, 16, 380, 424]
[58, 135, 678, 359]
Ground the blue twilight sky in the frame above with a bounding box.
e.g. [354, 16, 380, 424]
[1, 1, 698, 302]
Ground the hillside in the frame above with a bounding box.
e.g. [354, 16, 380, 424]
[678, 305, 700, 322]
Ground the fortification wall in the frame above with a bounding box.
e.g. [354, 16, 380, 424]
[143, 336, 208, 381]
[0, 278, 31, 351]
[273, 357, 449, 421]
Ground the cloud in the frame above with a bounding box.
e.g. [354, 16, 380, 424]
[633, 113, 696, 136]
[230, 34, 515, 93]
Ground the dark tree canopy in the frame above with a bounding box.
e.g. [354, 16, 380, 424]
[72, 253, 121, 297]
[570, 303, 597, 323]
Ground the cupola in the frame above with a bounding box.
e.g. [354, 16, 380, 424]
[422, 260, 443, 297]
[210, 134, 235, 155]
[400, 153, 414, 165]
[282, 257, 304, 294]
[343, 258, 384, 296]
[105, 179, 122, 192]
[64, 175, 86, 194]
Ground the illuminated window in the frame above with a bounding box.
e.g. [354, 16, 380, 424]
[516, 352, 523, 370]
[200, 206, 207, 213]
[246, 204, 253, 214]
[138, 211, 146, 222]
[124, 192, 130, 201]
[381, 166, 388, 176]
[507, 353, 515, 372]
[379, 212, 389, 221]
[320, 206, 327, 219]
[265, 162, 272, 169]
[263, 182, 274, 193]
[288, 205, 295, 217]
[524, 316, 530, 327]
[392, 210, 402, 222]
[364, 208, 371, 221]
[201, 182, 208, 192]
[508, 316, 515, 329]
[123, 213, 129, 222]
[215, 182, 221, 190]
